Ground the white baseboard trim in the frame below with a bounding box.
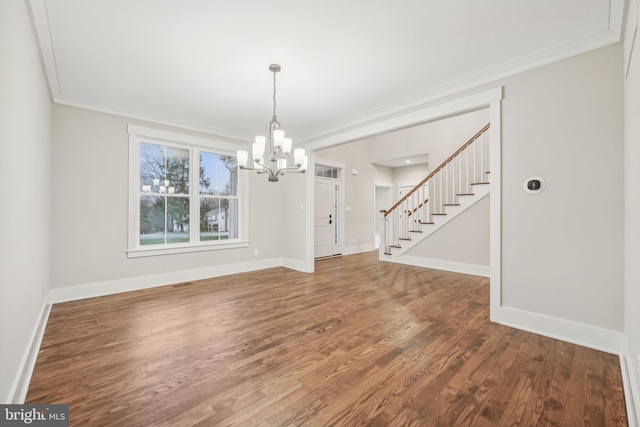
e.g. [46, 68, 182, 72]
[493, 306, 622, 355]
[6, 301, 51, 404]
[281, 257, 312, 273]
[381, 254, 490, 277]
[621, 336, 640, 427]
[48, 257, 284, 304]
[342, 244, 376, 256]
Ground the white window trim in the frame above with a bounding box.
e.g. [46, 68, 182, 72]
[127, 125, 249, 258]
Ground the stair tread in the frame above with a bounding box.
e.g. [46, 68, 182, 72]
[470, 182, 490, 185]
[390, 245, 401, 249]
[443, 203, 460, 206]
[432, 213, 447, 216]
[399, 238, 412, 241]
[409, 230, 423, 233]
[420, 221, 434, 224]
[457, 193, 475, 196]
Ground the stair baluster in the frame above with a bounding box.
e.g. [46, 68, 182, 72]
[381, 123, 490, 256]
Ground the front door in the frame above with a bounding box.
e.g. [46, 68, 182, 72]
[314, 178, 342, 258]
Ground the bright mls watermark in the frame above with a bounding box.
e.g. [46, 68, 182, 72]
[0, 405, 68, 426]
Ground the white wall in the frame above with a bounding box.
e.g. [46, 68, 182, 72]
[497, 44, 624, 331]
[50, 105, 284, 290]
[280, 168, 308, 269]
[370, 109, 490, 168]
[0, 0, 52, 402]
[392, 163, 429, 186]
[406, 195, 489, 267]
[623, 0, 640, 418]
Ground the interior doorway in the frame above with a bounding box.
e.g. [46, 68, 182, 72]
[373, 182, 393, 249]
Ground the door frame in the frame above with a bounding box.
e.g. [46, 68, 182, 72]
[314, 158, 345, 259]
[373, 180, 393, 250]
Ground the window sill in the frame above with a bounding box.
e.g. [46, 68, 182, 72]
[127, 240, 249, 258]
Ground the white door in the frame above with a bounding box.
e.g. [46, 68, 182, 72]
[315, 178, 343, 258]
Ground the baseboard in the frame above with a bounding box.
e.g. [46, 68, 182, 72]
[342, 244, 376, 256]
[48, 257, 284, 304]
[281, 257, 312, 273]
[381, 254, 490, 277]
[493, 306, 622, 355]
[6, 302, 51, 404]
[621, 336, 640, 427]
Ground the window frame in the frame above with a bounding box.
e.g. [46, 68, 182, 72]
[127, 125, 249, 258]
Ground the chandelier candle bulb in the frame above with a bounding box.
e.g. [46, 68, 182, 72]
[252, 142, 264, 162]
[294, 148, 305, 167]
[278, 158, 287, 170]
[273, 130, 285, 148]
[237, 150, 248, 168]
[283, 138, 292, 155]
[301, 155, 308, 172]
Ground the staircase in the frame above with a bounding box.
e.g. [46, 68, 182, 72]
[380, 123, 490, 262]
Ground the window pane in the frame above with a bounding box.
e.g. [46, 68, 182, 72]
[139, 143, 189, 194]
[166, 147, 189, 194]
[200, 152, 219, 195]
[139, 196, 190, 245]
[139, 143, 165, 192]
[166, 197, 190, 243]
[140, 196, 165, 245]
[200, 198, 221, 241]
[224, 155, 238, 196]
[218, 156, 232, 196]
[200, 152, 238, 196]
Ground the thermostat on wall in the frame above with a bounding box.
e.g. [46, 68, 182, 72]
[523, 177, 545, 194]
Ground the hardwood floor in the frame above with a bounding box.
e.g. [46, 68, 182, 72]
[26, 252, 627, 426]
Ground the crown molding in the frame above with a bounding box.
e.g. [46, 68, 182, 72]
[29, 0, 624, 145]
[299, 0, 624, 144]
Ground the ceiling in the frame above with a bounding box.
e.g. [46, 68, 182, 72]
[29, 0, 623, 145]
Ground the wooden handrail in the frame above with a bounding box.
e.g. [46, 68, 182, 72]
[382, 123, 490, 217]
[406, 198, 428, 217]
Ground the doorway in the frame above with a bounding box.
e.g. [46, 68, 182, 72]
[314, 163, 344, 258]
[373, 182, 393, 249]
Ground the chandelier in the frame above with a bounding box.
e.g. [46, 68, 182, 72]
[236, 64, 308, 182]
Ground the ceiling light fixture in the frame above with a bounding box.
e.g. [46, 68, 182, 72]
[237, 64, 307, 182]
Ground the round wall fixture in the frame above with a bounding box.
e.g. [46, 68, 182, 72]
[523, 177, 545, 194]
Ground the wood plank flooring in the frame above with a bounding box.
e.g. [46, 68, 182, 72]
[26, 252, 628, 426]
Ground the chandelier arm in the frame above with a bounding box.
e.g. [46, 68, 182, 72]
[277, 166, 306, 172]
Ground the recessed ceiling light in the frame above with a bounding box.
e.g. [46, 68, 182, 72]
[405, 159, 411, 164]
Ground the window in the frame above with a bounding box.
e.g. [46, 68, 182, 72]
[315, 165, 341, 179]
[128, 125, 248, 257]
